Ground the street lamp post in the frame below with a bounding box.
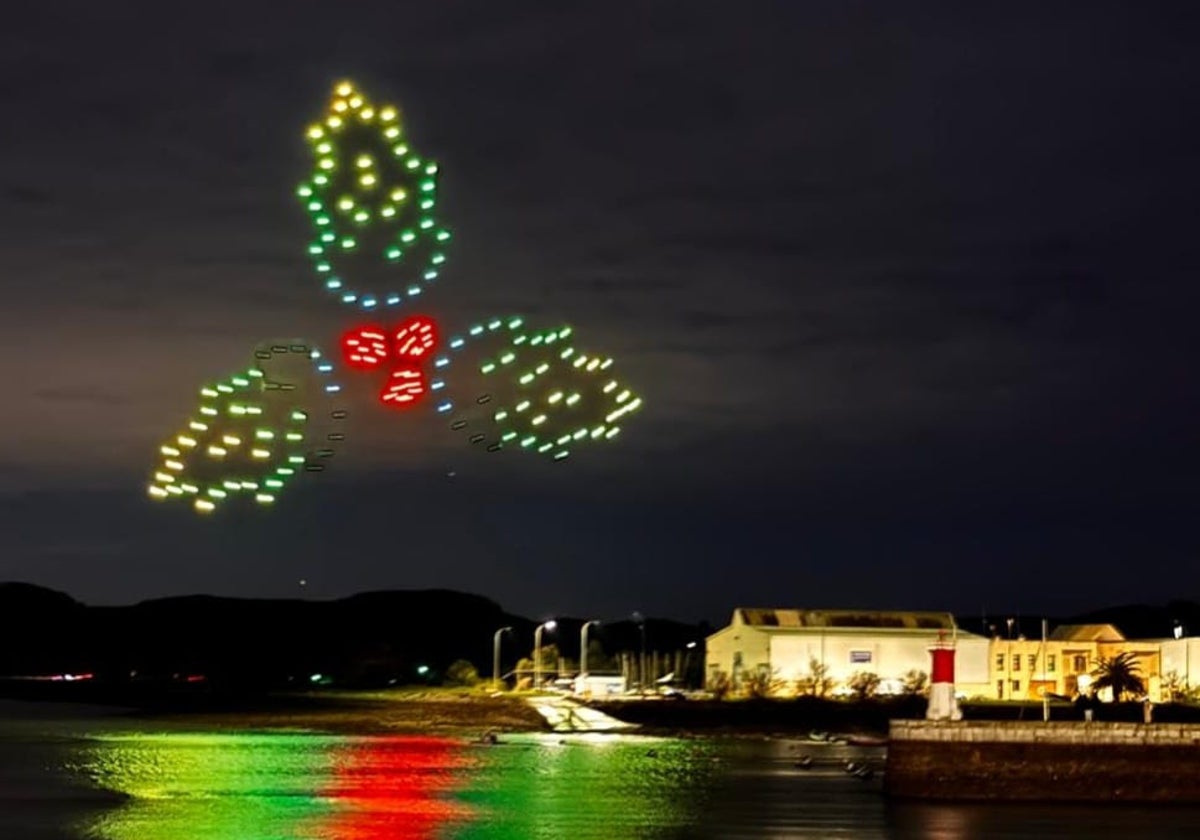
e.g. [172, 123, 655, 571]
[534, 620, 556, 690]
[1177, 623, 1190, 693]
[632, 612, 647, 694]
[580, 620, 601, 686]
[493, 626, 512, 691]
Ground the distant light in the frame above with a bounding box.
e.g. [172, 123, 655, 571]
[686, 641, 697, 649]
[310, 673, 323, 683]
[417, 665, 430, 675]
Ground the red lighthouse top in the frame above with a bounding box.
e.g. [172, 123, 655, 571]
[929, 630, 956, 684]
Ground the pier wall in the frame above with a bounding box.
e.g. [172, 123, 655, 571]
[885, 720, 1200, 802]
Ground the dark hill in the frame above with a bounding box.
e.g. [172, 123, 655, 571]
[0, 583, 88, 673]
[956, 603, 1200, 641]
[0, 584, 709, 702]
[0, 582, 82, 613]
[1063, 602, 1200, 640]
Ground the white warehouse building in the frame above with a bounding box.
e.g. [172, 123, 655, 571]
[705, 608, 990, 696]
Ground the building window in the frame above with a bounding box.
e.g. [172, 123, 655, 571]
[1028, 655, 1036, 672]
[1048, 654, 1056, 673]
[997, 680, 1004, 699]
[1011, 680, 1021, 694]
[996, 654, 1005, 670]
[1073, 655, 1087, 673]
[849, 650, 872, 664]
[1013, 654, 1021, 671]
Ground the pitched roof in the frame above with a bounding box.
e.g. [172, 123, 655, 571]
[736, 608, 956, 631]
[1049, 623, 1126, 642]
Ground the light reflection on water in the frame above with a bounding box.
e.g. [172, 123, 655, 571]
[3, 724, 1200, 839]
[75, 731, 720, 840]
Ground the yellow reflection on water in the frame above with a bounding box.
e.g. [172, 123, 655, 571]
[79, 733, 337, 840]
[73, 730, 721, 840]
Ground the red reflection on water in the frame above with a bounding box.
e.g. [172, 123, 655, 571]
[316, 736, 476, 840]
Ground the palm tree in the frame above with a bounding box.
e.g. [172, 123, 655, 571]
[1091, 652, 1145, 702]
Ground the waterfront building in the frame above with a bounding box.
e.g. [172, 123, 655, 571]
[704, 608, 991, 697]
[706, 608, 1181, 701]
[988, 624, 1163, 701]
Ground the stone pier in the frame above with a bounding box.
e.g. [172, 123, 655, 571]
[886, 719, 1200, 802]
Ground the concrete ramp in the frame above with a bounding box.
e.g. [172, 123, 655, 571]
[526, 696, 639, 732]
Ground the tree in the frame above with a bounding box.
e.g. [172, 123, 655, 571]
[1091, 652, 1145, 702]
[743, 668, 785, 699]
[848, 671, 881, 701]
[514, 644, 560, 690]
[444, 659, 480, 686]
[902, 669, 929, 696]
[1162, 671, 1200, 704]
[514, 644, 558, 676]
[795, 657, 834, 698]
[708, 670, 732, 700]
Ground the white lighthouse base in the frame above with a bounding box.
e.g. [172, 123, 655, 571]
[926, 682, 962, 721]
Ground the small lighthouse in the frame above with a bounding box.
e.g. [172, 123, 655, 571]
[926, 630, 962, 721]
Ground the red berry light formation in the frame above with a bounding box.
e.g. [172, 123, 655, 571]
[341, 315, 440, 410]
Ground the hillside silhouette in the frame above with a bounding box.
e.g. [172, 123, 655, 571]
[0, 583, 706, 704]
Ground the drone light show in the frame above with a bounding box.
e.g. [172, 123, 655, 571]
[341, 315, 439, 410]
[299, 79, 451, 311]
[146, 78, 644, 515]
[430, 316, 643, 461]
[147, 342, 348, 513]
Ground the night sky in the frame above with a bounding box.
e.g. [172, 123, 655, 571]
[1, 3, 1198, 623]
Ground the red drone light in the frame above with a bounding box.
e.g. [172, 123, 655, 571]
[381, 367, 426, 406]
[394, 316, 438, 360]
[342, 325, 389, 370]
[341, 315, 440, 411]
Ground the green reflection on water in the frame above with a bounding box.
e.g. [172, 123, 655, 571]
[77, 733, 336, 840]
[72, 730, 716, 840]
[452, 734, 718, 840]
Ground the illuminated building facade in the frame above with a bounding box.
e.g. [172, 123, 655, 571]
[706, 609, 1186, 702]
[703, 608, 991, 697]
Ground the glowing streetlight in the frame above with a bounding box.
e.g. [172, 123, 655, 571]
[534, 620, 557, 690]
[493, 626, 513, 691]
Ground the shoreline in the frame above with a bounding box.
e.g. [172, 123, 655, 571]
[1, 690, 547, 737]
[127, 689, 550, 736]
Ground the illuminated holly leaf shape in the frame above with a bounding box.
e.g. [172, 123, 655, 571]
[299, 79, 451, 311]
[147, 341, 349, 514]
[429, 316, 643, 461]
